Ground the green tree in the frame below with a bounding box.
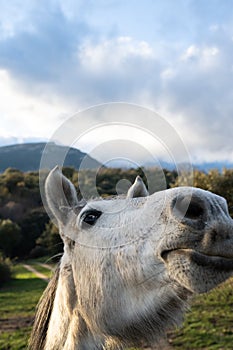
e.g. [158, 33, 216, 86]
[0, 219, 22, 258]
[2, 168, 24, 193]
[37, 221, 63, 256]
[18, 209, 49, 257]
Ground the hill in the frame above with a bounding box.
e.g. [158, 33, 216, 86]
[0, 142, 232, 174]
[0, 142, 101, 172]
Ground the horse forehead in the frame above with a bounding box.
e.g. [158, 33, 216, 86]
[82, 187, 227, 215]
[83, 197, 148, 212]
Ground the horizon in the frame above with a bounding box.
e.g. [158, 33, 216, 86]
[1, 140, 233, 171]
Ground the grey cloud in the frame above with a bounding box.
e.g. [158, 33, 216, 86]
[1, 1, 233, 162]
[0, 2, 90, 84]
[159, 30, 233, 158]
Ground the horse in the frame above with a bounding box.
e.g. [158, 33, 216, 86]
[29, 167, 233, 349]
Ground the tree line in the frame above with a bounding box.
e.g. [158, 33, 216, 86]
[0, 166, 233, 262]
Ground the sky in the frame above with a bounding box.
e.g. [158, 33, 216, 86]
[0, 0, 233, 165]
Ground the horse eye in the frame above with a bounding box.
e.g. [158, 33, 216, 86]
[81, 210, 102, 226]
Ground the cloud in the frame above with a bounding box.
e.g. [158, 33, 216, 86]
[0, 1, 90, 88]
[0, 69, 72, 140]
[181, 45, 219, 63]
[78, 36, 154, 72]
[74, 36, 163, 104]
[158, 34, 233, 162]
[0, 1, 233, 163]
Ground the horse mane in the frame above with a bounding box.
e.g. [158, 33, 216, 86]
[28, 263, 60, 350]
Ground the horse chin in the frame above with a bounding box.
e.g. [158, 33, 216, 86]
[162, 249, 233, 294]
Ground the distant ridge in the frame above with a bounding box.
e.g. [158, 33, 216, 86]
[0, 142, 102, 172]
[194, 162, 233, 172]
[144, 160, 233, 173]
[0, 142, 232, 173]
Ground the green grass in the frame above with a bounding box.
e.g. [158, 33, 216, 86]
[0, 264, 47, 349]
[35, 265, 53, 277]
[170, 278, 233, 349]
[0, 328, 32, 350]
[1, 265, 47, 319]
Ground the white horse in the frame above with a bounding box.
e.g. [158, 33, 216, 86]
[29, 167, 233, 349]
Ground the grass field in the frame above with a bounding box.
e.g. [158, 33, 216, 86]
[0, 262, 233, 349]
[170, 278, 233, 349]
[0, 263, 47, 350]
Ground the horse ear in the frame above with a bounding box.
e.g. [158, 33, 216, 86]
[45, 166, 79, 224]
[127, 176, 149, 198]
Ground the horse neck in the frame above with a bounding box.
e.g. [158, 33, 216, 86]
[45, 259, 104, 350]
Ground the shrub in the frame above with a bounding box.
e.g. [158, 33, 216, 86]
[0, 253, 12, 286]
[29, 245, 46, 259]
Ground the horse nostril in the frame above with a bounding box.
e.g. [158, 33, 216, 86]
[173, 195, 205, 220]
[185, 200, 204, 219]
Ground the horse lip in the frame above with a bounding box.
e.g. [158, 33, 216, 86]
[161, 248, 233, 271]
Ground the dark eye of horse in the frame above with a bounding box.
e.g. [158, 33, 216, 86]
[81, 210, 102, 226]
